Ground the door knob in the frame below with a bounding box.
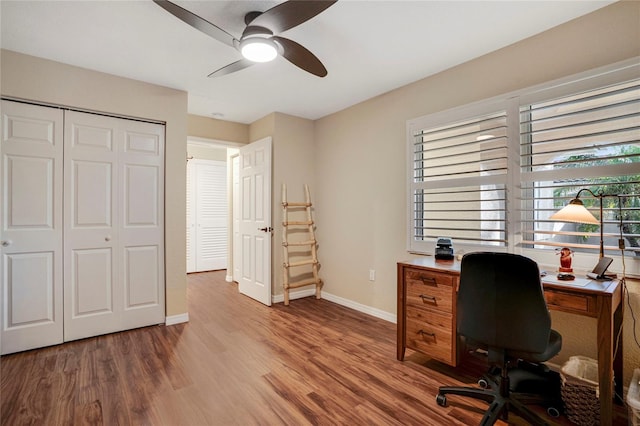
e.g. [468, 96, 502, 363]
[258, 227, 273, 232]
[1, 240, 11, 247]
[105, 236, 112, 242]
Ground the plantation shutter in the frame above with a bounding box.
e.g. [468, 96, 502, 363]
[409, 103, 509, 253]
[520, 79, 640, 255]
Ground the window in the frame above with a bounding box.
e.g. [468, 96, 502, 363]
[408, 103, 508, 254]
[407, 59, 640, 265]
[521, 79, 640, 257]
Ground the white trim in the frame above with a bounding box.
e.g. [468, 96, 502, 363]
[225, 274, 233, 283]
[272, 288, 316, 304]
[187, 136, 244, 148]
[165, 313, 189, 325]
[272, 289, 396, 324]
[322, 292, 396, 324]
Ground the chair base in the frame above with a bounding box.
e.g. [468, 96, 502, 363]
[436, 365, 562, 426]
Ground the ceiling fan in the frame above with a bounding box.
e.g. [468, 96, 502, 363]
[153, 0, 337, 78]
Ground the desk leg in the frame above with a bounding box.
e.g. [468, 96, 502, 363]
[597, 297, 614, 426]
[613, 300, 624, 403]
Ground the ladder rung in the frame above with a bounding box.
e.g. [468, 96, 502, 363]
[283, 240, 316, 247]
[287, 278, 321, 289]
[283, 202, 312, 207]
[285, 259, 318, 267]
[283, 221, 313, 226]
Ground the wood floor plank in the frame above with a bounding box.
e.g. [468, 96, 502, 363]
[0, 270, 628, 425]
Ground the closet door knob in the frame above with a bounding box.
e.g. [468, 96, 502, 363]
[105, 236, 111, 242]
[1, 240, 11, 247]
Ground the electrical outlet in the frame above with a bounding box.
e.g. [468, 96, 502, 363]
[369, 269, 375, 281]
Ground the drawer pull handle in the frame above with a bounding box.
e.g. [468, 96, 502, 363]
[419, 294, 437, 303]
[420, 277, 437, 285]
[418, 330, 436, 338]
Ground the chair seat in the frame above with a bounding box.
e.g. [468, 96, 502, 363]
[509, 329, 562, 363]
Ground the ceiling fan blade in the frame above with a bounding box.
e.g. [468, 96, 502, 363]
[153, 0, 238, 48]
[208, 59, 255, 78]
[249, 1, 337, 35]
[273, 36, 327, 77]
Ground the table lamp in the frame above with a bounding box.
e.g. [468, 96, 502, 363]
[549, 188, 604, 258]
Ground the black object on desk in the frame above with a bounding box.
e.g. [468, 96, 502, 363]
[435, 237, 454, 260]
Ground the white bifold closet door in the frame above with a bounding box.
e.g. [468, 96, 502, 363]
[0, 101, 64, 354]
[63, 110, 165, 341]
[0, 101, 165, 354]
[186, 159, 227, 273]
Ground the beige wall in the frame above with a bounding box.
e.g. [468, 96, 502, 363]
[248, 112, 316, 297]
[1, 49, 189, 317]
[187, 144, 228, 162]
[271, 113, 316, 297]
[188, 114, 249, 144]
[314, 1, 640, 385]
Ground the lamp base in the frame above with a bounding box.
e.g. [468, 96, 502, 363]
[559, 267, 573, 273]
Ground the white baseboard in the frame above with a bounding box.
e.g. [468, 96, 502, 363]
[321, 291, 397, 324]
[272, 288, 396, 324]
[165, 313, 189, 325]
[225, 274, 233, 283]
[272, 288, 316, 304]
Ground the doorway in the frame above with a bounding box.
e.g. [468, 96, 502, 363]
[186, 138, 238, 275]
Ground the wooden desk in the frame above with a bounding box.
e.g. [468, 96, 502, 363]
[397, 257, 623, 426]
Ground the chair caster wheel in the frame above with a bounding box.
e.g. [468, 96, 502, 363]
[478, 378, 489, 388]
[546, 406, 560, 417]
[436, 394, 447, 407]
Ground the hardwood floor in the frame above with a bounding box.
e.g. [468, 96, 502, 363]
[0, 271, 627, 425]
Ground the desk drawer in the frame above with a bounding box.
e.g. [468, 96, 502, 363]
[405, 269, 454, 314]
[545, 289, 597, 317]
[406, 306, 455, 365]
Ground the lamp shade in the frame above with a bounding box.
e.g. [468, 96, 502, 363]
[549, 199, 600, 225]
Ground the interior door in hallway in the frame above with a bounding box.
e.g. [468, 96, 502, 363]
[0, 101, 64, 355]
[63, 111, 164, 341]
[238, 137, 272, 306]
[187, 159, 227, 273]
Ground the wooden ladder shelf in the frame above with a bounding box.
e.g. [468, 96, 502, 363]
[281, 184, 322, 305]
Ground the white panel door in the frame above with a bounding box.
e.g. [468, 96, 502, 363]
[64, 111, 119, 340]
[238, 137, 272, 305]
[64, 111, 164, 341]
[119, 120, 164, 328]
[0, 101, 64, 355]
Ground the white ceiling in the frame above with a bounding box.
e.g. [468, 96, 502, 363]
[1, 0, 614, 124]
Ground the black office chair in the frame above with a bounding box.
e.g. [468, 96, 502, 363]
[436, 252, 563, 425]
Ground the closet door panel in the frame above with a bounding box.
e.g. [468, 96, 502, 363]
[119, 121, 164, 326]
[187, 159, 227, 273]
[0, 101, 64, 355]
[124, 245, 159, 308]
[70, 248, 113, 316]
[64, 111, 120, 341]
[5, 253, 55, 326]
[186, 161, 196, 273]
[72, 160, 112, 227]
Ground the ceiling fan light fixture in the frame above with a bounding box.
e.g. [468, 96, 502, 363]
[240, 38, 278, 63]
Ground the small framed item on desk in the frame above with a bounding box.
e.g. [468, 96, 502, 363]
[586, 256, 614, 280]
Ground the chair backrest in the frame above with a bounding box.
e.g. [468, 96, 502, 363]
[457, 252, 552, 354]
